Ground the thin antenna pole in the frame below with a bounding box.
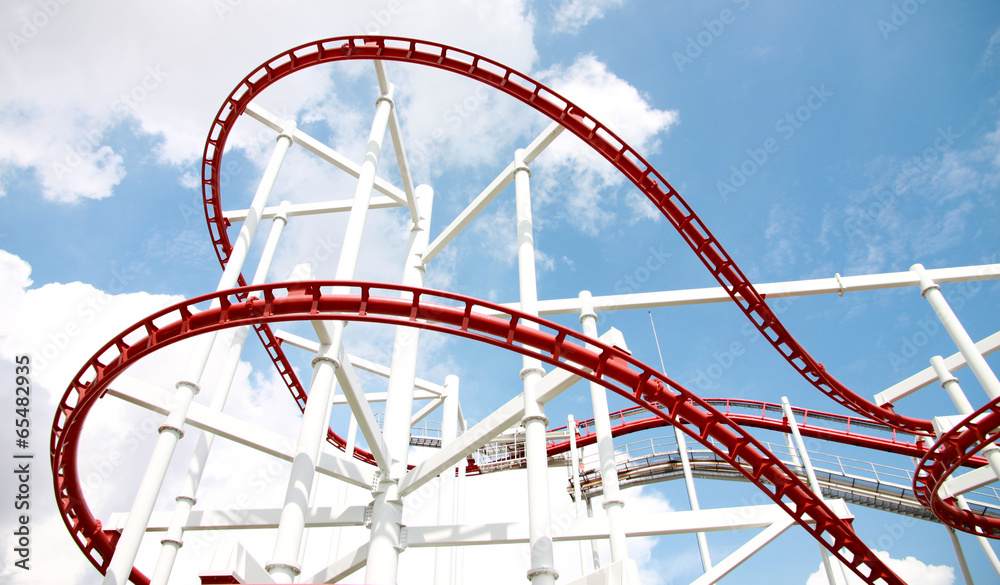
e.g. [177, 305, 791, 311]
[648, 311, 713, 572]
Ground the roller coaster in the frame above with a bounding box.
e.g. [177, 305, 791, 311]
[50, 37, 1000, 584]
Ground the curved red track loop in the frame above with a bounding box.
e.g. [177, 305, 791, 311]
[913, 395, 1000, 538]
[51, 282, 906, 585]
[200, 35, 931, 438]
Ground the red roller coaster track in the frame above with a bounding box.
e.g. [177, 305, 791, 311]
[53, 282, 909, 585]
[49, 35, 997, 585]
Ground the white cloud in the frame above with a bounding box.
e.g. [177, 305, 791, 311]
[532, 54, 679, 234]
[552, 0, 627, 35]
[0, 0, 539, 203]
[805, 551, 954, 585]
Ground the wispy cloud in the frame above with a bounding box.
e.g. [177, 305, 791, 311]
[551, 0, 626, 35]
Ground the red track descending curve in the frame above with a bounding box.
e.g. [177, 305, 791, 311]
[914, 395, 1000, 538]
[200, 36, 931, 441]
[51, 282, 907, 585]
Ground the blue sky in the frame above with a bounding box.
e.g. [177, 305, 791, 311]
[1, 1, 999, 584]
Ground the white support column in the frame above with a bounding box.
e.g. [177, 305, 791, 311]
[514, 147, 558, 585]
[328, 414, 359, 564]
[931, 356, 1000, 480]
[579, 292, 628, 564]
[434, 375, 460, 585]
[102, 124, 294, 585]
[956, 495, 1000, 577]
[781, 397, 847, 585]
[567, 415, 590, 575]
[150, 202, 290, 585]
[365, 184, 434, 583]
[454, 428, 467, 585]
[946, 526, 976, 585]
[674, 427, 712, 573]
[270, 87, 394, 583]
[585, 498, 600, 570]
[913, 263, 1000, 401]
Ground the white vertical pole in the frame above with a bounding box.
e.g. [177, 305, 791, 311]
[674, 428, 712, 572]
[434, 376, 460, 585]
[512, 148, 558, 585]
[955, 495, 1000, 577]
[365, 184, 434, 583]
[150, 202, 290, 584]
[454, 428, 467, 585]
[567, 415, 590, 575]
[781, 397, 846, 585]
[946, 526, 976, 585]
[930, 356, 1000, 478]
[648, 310, 710, 572]
[579, 292, 629, 563]
[270, 88, 394, 583]
[912, 264, 1000, 400]
[328, 414, 359, 563]
[102, 125, 294, 585]
[585, 497, 600, 569]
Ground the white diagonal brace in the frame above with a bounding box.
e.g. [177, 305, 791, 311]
[332, 343, 392, 473]
[244, 102, 407, 205]
[420, 121, 564, 265]
[223, 197, 401, 222]
[275, 329, 445, 396]
[411, 397, 444, 426]
[399, 365, 578, 497]
[941, 465, 1000, 499]
[374, 60, 418, 222]
[688, 515, 797, 585]
[304, 543, 370, 585]
[107, 375, 374, 489]
[105, 506, 368, 532]
[876, 330, 1000, 405]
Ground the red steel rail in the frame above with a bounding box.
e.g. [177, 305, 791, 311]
[914, 396, 1000, 537]
[51, 282, 908, 585]
[199, 36, 931, 437]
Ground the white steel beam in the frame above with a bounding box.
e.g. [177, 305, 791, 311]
[304, 543, 370, 585]
[399, 364, 580, 497]
[223, 197, 401, 222]
[420, 122, 564, 265]
[275, 330, 445, 396]
[200, 541, 274, 585]
[327, 391, 440, 405]
[244, 101, 407, 205]
[913, 263, 1000, 401]
[876, 331, 1000, 406]
[107, 376, 374, 489]
[106, 506, 368, 532]
[374, 60, 418, 222]
[331, 343, 392, 473]
[480, 263, 1000, 317]
[942, 465, 1000, 499]
[411, 397, 445, 426]
[403, 500, 852, 546]
[688, 515, 797, 585]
